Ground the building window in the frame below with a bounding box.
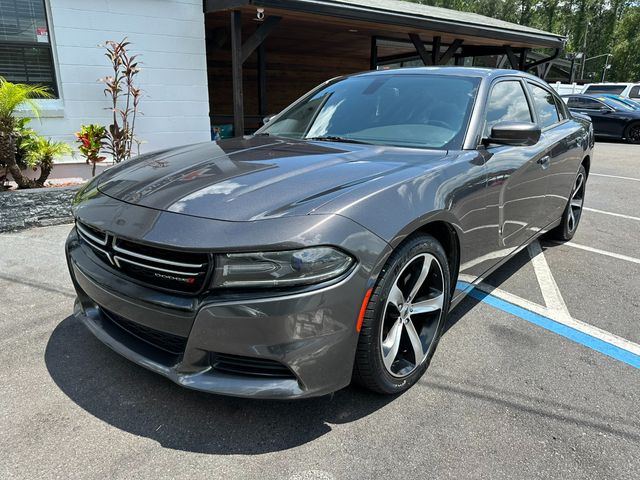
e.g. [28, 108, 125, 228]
[0, 0, 58, 96]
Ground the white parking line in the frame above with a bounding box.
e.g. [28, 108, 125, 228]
[474, 282, 640, 357]
[555, 241, 640, 265]
[583, 207, 640, 222]
[591, 173, 640, 182]
[527, 240, 572, 321]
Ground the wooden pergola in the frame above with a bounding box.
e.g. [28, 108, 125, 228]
[205, 0, 566, 136]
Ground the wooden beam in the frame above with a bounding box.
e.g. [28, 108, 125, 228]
[241, 16, 281, 63]
[504, 45, 519, 69]
[431, 36, 441, 65]
[438, 39, 463, 65]
[231, 10, 244, 136]
[409, 33, 432, 66]
[205, 0, 249, 12]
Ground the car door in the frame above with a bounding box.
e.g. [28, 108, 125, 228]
[568, 97, 618, 136]
[526, 81, 580, 225]
[481, 78, 549, 251]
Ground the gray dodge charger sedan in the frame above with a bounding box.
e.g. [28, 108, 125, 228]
[66, 67, 593, 399]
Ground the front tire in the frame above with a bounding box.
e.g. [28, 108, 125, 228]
[353, 234, 451, 394]
[550, 165, 586, 241]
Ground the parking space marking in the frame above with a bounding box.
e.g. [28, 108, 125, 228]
[554, 241, 640, 266]
[474, 282, 640, 358]
[527, 240, 572, 321]
[591, 173, 640, 182]
[583, 207, 640, 222]
[466, 286, 640, 369]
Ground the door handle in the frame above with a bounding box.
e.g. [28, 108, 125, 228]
[537, 155, 550, 169]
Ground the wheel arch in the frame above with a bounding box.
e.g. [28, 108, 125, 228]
[390, 219, 461, 298]
[581, 154, 591, 177]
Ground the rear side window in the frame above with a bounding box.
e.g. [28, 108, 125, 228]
[483, 80, 532, 137]
[630, 86, 640, 99]
[528, 83, 560, 128]
[553, 95, 569, 120]
[569, 97, 605, 110]
[584, 85, 626, 95]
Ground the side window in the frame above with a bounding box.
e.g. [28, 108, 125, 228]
[629, 86, 640, 99]
[483, 80, 532, 138]
[528, 83, 560, 129]
[581, 98, 605, 110]
[566, 97, 582, 108]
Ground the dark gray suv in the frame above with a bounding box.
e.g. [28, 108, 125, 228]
[66, 67, 593, 398]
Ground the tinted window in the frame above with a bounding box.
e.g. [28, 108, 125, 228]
[528, 83, 560, 128]
[597, 97, 634, 112]
[261, 74, 481, 150]
[567, 97, 602, 109]
[584, 85, 626, 95]
[629, 86, 640, 99]
[483, 80, 532, 137]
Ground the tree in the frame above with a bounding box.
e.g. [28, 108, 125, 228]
[610, 6, 640, 82]
[0, 77, 52, 189]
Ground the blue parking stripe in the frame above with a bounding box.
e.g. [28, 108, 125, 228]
[457, 283, 640, 369]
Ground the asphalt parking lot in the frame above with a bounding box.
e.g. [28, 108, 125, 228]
[1, 142, 639, 480]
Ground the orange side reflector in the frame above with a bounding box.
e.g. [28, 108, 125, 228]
[356, 288, 373, 332]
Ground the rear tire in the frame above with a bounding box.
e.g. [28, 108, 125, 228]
[625, 122, 640, 144]
[549, 165, 587, 241]
[353, 234, 450, 394]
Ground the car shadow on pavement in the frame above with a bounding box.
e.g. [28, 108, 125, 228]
[43, 244, 571, 455]
[45, 315, 398, 455]
[443, 247, 534, 334]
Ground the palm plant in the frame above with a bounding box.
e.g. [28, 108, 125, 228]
[24, 137, 72, 187]
[0, 76, 52, 189]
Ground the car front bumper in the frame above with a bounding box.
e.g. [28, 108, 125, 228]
[66, 222, 383, 399]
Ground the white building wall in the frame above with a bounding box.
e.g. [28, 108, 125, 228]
[36, 0, 210, 156]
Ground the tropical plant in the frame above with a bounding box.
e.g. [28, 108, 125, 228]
[0, 76, 52, 189]
[76, 124, 107, 176]
[99, 38, 142, 163]
[24, 137, 72, 187]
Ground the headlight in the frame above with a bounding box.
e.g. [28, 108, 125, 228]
[212, 247, 354, 288]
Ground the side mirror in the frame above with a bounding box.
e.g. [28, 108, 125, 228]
[484, 121, 541, 147]
[263, 115, 275, 125]
[600, 108, 612, 114]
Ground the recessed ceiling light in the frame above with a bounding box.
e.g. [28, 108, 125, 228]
[348, 29, 358, 33]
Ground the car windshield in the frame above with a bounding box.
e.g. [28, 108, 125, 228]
[597, 97, 635, 111]
[259, 74, 481, 150]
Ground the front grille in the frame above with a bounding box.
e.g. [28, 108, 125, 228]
[76, 221, 210, 294]
[102, 308, 188, 355]
[211, 352, 296, 378]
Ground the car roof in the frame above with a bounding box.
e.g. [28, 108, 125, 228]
[586, 82, 638, 87]
[350, 66, 544, 82]
[560, 93, 600, 98]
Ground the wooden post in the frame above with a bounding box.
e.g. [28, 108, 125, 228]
[231, 10, 244, 137]
[257, 43, 267, 116]
[431, 36, 441, 65]
[519, 48, 529, 71]
[370, 36, 377, 70]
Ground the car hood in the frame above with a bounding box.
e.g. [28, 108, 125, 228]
[96, 136, 449, 221]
